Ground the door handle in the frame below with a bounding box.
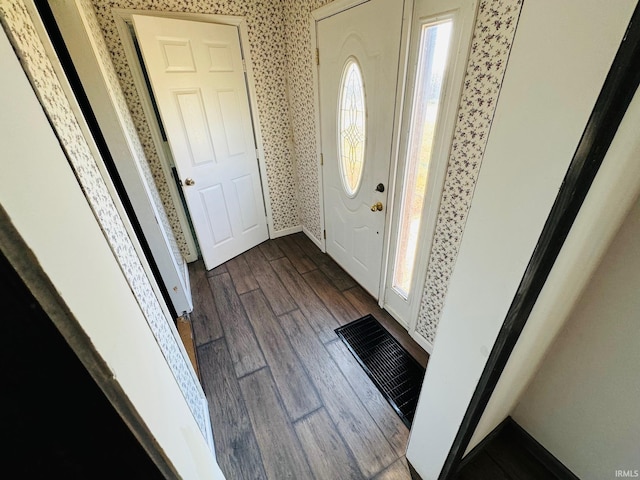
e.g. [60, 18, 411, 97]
[184, 178, 195, 186]
[370, 201, 383, 212]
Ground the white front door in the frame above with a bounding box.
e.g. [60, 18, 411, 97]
[133, 15, 269, 270]
[318, 0, 404, 298]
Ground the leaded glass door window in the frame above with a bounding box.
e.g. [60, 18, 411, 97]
[338, 59, 366, 197]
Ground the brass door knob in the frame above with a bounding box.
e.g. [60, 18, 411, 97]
[370, 201, 383, 212]
[184, 178, 195, 186]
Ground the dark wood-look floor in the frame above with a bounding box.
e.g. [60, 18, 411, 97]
[189, 232, 429, 480]
[455, 418, 572, 480]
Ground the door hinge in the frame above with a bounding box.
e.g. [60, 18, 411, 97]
[315, 48, 320, 66]
[323, 229, 326, 239]
[320, 153, 324, 166]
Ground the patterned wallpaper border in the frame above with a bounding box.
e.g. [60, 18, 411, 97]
[416, 0, 524, 343]
[0, 0, 209, 440]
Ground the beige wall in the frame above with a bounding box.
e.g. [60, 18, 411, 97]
[513, 195, 640, 479]
[469, 84, 640, 452]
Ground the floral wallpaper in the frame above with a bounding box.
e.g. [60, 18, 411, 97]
[90, 0, 301, 240]
[0, 0, 209, 441]
[282, 0, 331, 243]
[416, 0, 524, 344]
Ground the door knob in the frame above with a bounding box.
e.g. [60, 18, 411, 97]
[370, 201, 383, 212]
[184, 178, 195, 186]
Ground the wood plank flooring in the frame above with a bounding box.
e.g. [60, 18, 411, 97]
[189, 232, 429, 480]
[454, 418, 575, 479]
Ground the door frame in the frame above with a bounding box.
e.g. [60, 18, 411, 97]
[310, 0, 414, 302]
[385, 0, 479, 352]
[45, 1, 194, 316]
[113, 9, 275, 244]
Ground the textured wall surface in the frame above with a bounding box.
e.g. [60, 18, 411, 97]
[0, 0, 208, 439]
[91, 0, 301, 246]
[415, 0, 523, 344]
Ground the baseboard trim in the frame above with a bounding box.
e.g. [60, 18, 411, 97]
[458, 417, 579, 479]
[302, 226, 324, 250]
[457, 417, 511, 471]
[270, 225, 303, 239]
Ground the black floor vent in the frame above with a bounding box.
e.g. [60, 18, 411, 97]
[335, 314, 426, 427]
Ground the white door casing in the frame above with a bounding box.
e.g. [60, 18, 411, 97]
[384, 0, 478, 346]
[318, 0, 405, 298]
[133, 15, 269, 270]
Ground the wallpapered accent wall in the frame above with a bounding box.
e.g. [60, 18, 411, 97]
[416, 0, 524, 343]
[0, 0, 209, 440]
[90, 0, 301, 246]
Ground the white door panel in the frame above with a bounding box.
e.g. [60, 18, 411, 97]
[318, 0, 404, 297]
[133, 15, 268, 269]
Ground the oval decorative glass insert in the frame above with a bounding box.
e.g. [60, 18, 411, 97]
[338, 59, 366, 197]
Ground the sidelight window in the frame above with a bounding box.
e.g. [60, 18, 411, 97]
[392, 19, 453, 298]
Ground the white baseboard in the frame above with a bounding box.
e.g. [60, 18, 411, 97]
[303, 226, 324, 251]
[271, 225, 303, 239]
[411, 331, 434, 354]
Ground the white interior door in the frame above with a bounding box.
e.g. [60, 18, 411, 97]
[133, 15, 269, 270]
[318, 0, 404, 298]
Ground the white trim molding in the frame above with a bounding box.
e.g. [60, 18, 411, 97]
[272, 225, 303, 239]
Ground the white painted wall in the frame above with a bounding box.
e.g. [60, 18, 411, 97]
[0, 26, 223, 480]
[405, 1, 637, 478]
[512, 192, 640, 479]
[469, 88, 640, 451]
